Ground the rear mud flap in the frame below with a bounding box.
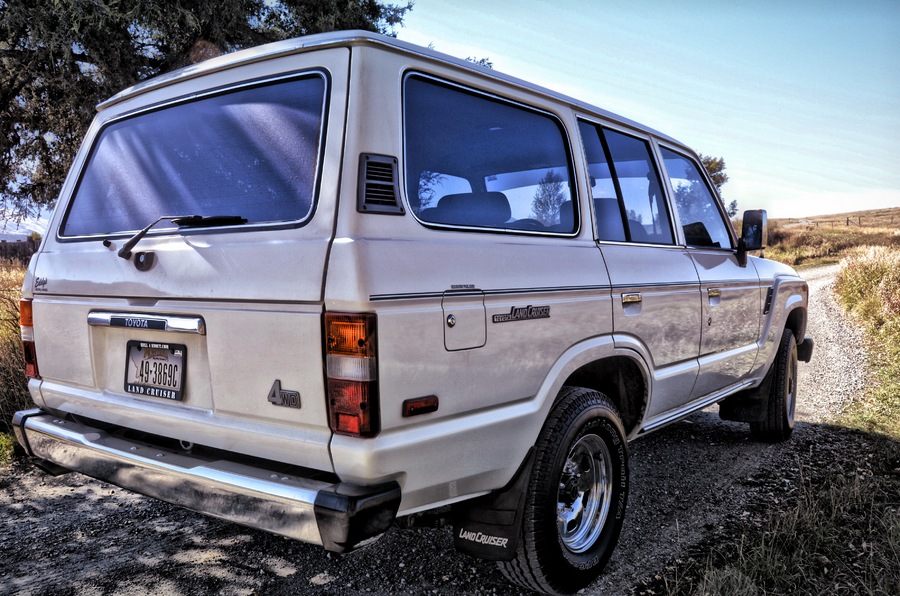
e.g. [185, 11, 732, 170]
[451, 448, 534, 561]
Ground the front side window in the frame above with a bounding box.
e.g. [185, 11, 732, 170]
[404, 75, 576, 233]
[62, 75, 327, 237]
[661, 148, 732, 249]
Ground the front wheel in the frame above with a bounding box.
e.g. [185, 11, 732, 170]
[750, 328, 798, 442]
[498, 387, 628, 595]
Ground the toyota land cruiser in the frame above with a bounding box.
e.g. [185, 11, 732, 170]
[13, 30, 813, 595]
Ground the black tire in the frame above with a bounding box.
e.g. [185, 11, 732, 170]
[750, 328, 798, 442]
[498, 386, 628, 595]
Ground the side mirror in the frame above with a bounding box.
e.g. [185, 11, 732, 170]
[737, 209, 767, 267]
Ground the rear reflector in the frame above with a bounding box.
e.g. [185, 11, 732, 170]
[324, 313, 379, 437]
[402, 396, 439, 417]
[328, 380, 376, 435]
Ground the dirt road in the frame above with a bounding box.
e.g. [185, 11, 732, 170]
[0, 264, 870, 595]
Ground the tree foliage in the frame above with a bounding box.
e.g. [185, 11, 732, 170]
[699, 153, 738, 218]
[465, 56, 493, 69]
[0, 0, 411, 220]
[531, 169, 566, 226]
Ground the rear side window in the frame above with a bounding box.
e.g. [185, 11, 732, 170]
[404, 75, 576, 233]
[61, 74, 327, 237]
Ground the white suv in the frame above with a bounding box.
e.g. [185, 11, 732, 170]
[13, 31, 813, 594]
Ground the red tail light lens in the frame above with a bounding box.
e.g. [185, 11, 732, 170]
[20, 299, 40, 379]
[324, 313, 378, 437]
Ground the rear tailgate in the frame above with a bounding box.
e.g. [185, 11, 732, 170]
[25, 48, 350, 473]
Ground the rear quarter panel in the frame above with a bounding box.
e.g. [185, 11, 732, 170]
[325, 46, 618, 511]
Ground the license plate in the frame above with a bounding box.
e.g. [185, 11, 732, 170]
[124, 341, 186, 401]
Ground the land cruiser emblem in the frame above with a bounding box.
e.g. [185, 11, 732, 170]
[457, 528, 509, 548]
[267, 380, 301, 409]
[492, 305, 550, 324]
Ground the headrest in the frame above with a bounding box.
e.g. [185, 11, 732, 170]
[558, 200, 574, 231]
[436, 192, 511, 226]
[594, 198, 626, 242]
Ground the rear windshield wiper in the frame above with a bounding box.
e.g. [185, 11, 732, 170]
[116, 214, 247, 260]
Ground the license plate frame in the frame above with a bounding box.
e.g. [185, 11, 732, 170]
[123, 340, 187, 401]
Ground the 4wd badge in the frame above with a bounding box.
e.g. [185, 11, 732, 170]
[267, 380, 301, 409]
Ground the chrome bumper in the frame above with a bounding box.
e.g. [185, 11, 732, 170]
[12, 409, 400, 552]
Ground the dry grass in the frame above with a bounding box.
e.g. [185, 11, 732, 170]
[0, 261, 29, 462]
[834, 246, 900, 438]
[760, 207, 900, 268]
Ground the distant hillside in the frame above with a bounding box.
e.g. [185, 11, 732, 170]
[773, 207, 900, 229]
[766, 207, 899, 268]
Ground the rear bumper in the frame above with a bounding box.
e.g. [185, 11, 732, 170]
[12, 409, 400, 552]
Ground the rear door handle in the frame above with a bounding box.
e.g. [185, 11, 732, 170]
[707, 288, 721, 298]
[622, 292, 642, 305]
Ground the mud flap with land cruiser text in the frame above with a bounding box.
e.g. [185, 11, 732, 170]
[450, 448, 534, 561]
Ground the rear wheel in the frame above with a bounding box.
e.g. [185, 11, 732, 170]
[498, 386, 628, 595]
[750, 328, 798, 442]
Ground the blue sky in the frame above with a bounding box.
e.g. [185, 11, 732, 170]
[396, 0, 899, 218]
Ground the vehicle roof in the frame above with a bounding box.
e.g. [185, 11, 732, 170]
[98, 30, 684, 148]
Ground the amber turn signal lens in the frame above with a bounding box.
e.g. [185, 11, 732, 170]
[325, 313, 376, 357]
[19, 299, 33, 327]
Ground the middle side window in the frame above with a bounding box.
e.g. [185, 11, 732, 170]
[579, 121, 674, 245]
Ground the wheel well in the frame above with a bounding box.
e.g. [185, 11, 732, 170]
[562, 356, 646, 435]
[785, 307, 806, 341]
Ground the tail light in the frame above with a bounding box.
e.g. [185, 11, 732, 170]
[324, 313, 379, 437]
[20, 298, 40, 379]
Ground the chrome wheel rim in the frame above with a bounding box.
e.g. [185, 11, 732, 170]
[786, 351, 798, 426]
[557, 433, 613, 554]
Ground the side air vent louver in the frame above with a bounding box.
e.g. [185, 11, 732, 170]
[358, 154, 405, 215]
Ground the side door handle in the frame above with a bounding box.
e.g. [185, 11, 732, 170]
[622, 292, 642, 304]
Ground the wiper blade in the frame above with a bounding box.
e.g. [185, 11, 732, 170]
[171, 214, 248, 228]
[116, 214, 247, 260]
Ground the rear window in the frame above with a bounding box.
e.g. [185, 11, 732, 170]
[61, 74, 327, 237]
[404, 75, 576, 234]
